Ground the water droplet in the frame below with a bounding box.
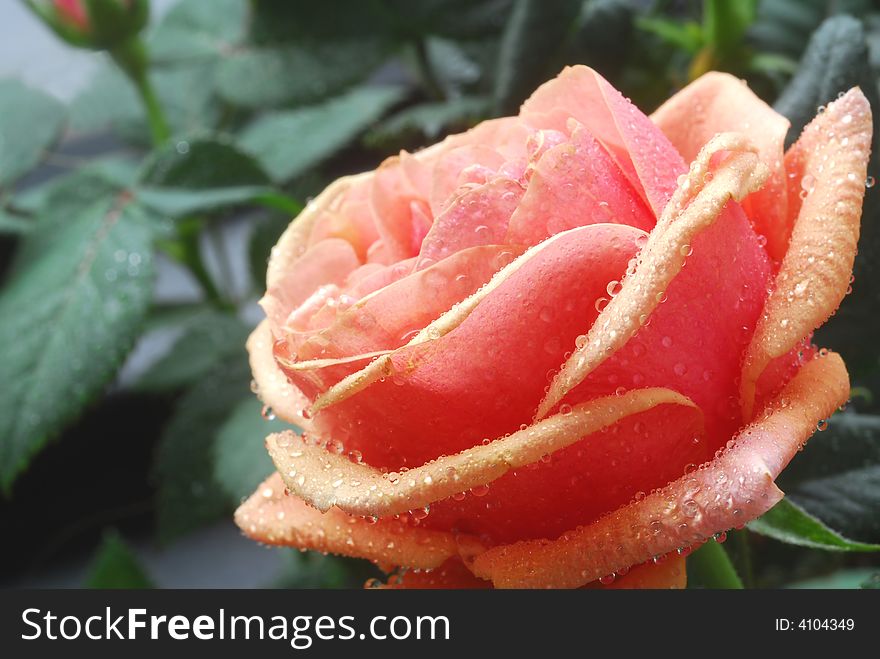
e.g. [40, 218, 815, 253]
[866, 176, 875, 189]
[261, 405, 276, 421]
[817, 419, 828, 431]
[559, 403, 573, 416]
[606, 280, 622, 297]
[470, 484, 490, 497]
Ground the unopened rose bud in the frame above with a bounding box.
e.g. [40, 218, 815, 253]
[27, 0, 149, 50]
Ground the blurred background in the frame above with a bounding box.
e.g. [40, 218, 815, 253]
[0, 0, 879, 589]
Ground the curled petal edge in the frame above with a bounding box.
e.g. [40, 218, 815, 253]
[538, 132, 769, 419]
[268, 387, 698, 517]
[235, 472, 485, 570]
[248, 321, 313, 428]
[472, 351, 849, 588]
[740, 88, 871, 420]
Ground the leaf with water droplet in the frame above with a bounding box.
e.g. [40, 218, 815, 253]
[0, 199, 155, 492]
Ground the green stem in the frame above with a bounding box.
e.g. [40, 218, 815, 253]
[158, 218, 233, 312]
[688, 540, 744, 589]
[111, 38, 170, 146]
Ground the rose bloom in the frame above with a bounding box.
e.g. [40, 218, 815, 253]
[236, 66, 871, 589]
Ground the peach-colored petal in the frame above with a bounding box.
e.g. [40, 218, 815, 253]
[506, 120, 654, 245]
[309, 224, 631, 415]
[416, 178, 524, 269]
[377, 559, 493, 589]
[261, 238, 361, 333]
[247, 321, 312, 428]
[473, 351, 849, 588]
[429, 144, 507, 214]
[521, 65, 686, 216]
[267, 388, 697, 516]
[538, 133, 769, 419]
[651, 72, 791, 260]
[235, 473, 480, 570]
[285, 245, 525, 397]
[602, 555, 686, 589]
[371, 154, 433, 261]
[740, 88, 871, 419]
[266, 173, 372, 291]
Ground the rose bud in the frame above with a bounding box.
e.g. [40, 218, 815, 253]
[26, 0, 148, 50]
[236, 66, 872, 589]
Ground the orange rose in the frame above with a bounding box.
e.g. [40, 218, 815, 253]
[235, 66, 871, 589]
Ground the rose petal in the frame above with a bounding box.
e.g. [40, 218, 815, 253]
[416, 178, 524, 269]
[472, 351, 849, 588]
[267, 173, 371, 292]
[429, 145, 508, 214]
[740, 88, 871, 419]
[651, 72, 791, 260]
[309, 223, 639, 421]
[261, 238, 361, 334]
[506, 120, 655, 246]
[267, 388, 697, 516]
[247, 321, 312, 428]
[235, 473, 479, 570]
[538, 133, 769, 419]
[601, 555, 686, 589]
[377, 559, 493, 589]
[371, 154, 433, 261]
[284, 245, 525, 397]
[521, 65, 685, 216]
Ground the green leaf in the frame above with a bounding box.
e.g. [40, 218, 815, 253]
[749, 499, 880, 552]
[0, 200, 156, 492]
[0, 79, 65, 185]
[14, 158, 137, 219]
[379, 0, 512, 40]
[239, 86, 404, 184]
[11, 159, 143, 271]
[566, 0, 636, 77]
[686, 540, 744, 589]
[366, 96, 490, 146]
[135, 185, 289, 217]
[214, 396, 292, 502]
[148, 0, 247, 63]
[776, 413, 880, 543]
[750, 0, 873, 60]
[135, 311, 250, 392]
[493, 0, 583, 115]
[153, 358, 251, 542]
[135, 137, 298, 217]
[788, 568, 879, 589]
[215, 41, 388, 110]
[0, 210, 32, 235]
[141, 136, 270, 188]
[774, 15, 876, 147]
[86, 530, 154, 589]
